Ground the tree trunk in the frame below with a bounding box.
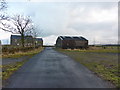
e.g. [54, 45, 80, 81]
[34, 38, 36, 48]
[21, 33, 24, 47]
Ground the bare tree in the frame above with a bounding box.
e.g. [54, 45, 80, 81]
[0, 0, 8, 20]
[30, 27, 43, 47]
[0, 0, 7, 10]
[0, 15, 34, 47]
[32, 28, 43, 38]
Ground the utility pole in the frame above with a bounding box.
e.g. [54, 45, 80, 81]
[93, 38, 96, 46]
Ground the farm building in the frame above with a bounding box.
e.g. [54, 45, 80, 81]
[35, 38, 43, 46]
[56, 36, 88, 49]
[11, 34, 43, 47]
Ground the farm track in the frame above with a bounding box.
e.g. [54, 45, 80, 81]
[4, 47, 111, 88]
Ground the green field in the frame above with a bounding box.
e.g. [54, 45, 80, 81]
[56, 47, 119, 88]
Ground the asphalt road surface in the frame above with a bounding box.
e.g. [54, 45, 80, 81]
[5, 47, 111, 88]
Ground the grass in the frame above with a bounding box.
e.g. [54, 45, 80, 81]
[2, 60, 28, 80]
[56, 47, 119, 88]
[1, 59, 28, 87]
[1, 47, 44, 87]
[62, 46, 119, 53]
[2, 47, 44, 58]
[79, 49, 119, 53]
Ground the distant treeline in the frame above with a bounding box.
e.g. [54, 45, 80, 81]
[43, 45, 55, 47]
[102, 44, 120, 46]
[89, 44, 120, 47]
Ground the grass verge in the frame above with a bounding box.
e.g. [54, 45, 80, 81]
[1, 47, 44, 87]
[2, 59, 28, 80]
[56, 48, 119, 88]
[1, 59, 28, 87]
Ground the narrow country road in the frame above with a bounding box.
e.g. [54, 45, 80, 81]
[5, 47, 110, 88]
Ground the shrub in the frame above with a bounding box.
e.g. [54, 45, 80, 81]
[2, 45, 41, 54]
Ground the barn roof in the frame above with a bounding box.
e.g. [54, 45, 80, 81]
[11, 35, 21, 39]
[36, 38, 43, 41]
[11, 35, 35, 39]
[59, 36, 88, 41]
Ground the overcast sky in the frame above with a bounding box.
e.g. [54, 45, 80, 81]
[0, 0, 118, 45]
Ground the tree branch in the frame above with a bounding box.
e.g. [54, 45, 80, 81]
[23, 19, 30, 30]
[0, 27, 14, 33]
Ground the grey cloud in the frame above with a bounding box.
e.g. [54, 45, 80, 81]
[68, 22, 115, 32]
[68, 2, 117, 10]
[3, 2, 118, 45]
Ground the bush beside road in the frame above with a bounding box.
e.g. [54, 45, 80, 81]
[1, 46, 43, 58]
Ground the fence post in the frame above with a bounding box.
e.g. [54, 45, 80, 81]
[0, 40, 2, 89]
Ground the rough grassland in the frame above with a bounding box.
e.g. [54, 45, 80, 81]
[1, 47, 44, 87]
[1, 47, 44, 58]
[56, 48, 119, 88]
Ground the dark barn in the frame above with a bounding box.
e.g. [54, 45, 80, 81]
[56, 36, 88, 49]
